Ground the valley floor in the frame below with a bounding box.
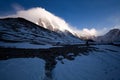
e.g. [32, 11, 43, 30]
[0, 45, 120, 80]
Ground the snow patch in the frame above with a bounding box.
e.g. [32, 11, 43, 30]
[0, 58, 45, 80]
[54, 45, 120, 80]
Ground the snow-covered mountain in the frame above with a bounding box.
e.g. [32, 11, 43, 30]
[0, 17, 83, 48]
[1, 7, 97, 40]
[94, 29, 120, 43]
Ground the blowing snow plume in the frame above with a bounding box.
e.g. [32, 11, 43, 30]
[1, 7, 73, 32]
[0, 7, 97, 38]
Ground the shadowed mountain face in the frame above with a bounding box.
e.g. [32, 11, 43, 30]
[94, 29, 120, 43]
[0, 17, 82, 48]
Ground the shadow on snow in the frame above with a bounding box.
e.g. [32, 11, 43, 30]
[0, 45, 101, 80]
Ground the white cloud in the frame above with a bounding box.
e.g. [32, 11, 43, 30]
[74, 28, 97, 39]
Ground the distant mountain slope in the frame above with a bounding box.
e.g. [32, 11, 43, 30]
[0, 17, 83, 48]
[94, 29, 120, 43]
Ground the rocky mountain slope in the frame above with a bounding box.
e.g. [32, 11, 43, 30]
[0, 17, 83, 48]
[94, 29, 120, 43]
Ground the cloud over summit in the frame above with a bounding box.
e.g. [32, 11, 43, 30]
[0, 7, 102, 37]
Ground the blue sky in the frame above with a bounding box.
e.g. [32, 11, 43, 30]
[0, 0, 120, 30]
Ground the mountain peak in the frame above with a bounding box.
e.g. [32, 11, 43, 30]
[106, 28, 120, 35]
[94, 28, 120, 43]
